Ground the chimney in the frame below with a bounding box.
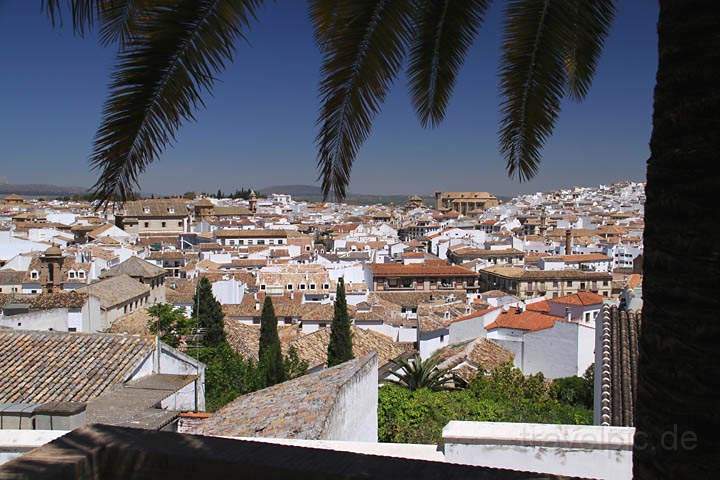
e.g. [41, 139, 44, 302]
[255, 301, 260, 311]
[565, 229, 572, 255]
[565, 306, 572, 321]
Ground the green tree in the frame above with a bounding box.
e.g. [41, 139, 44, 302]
[388, 354, 457, 391]
[38, 2, 720, 475]
[283, 345, 309, 380]
[327, 277, 353, 367]
[258, 296, 285, 386]
[192, 277, 225, 347]
[147, 303, 190, 348]
[190, 341, 263, 411]
[378, 362, 592, 444]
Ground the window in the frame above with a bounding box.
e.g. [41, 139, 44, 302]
[566, 280, 572, 287]
[603, 280, 609, 286]
[68, 271, 76, 279]
[440, 335, 445, 342]
[300, 284, 306, 290]
[144, 222, 149, 228]
[68, 327, 77, 332]
[319, 323, 327, 328]
[161, 222, 166, 228]
[309, 284, 316, 290]
[260, 284, 266, 290]
[78, 271, 85, 279]
[31, 270, 39, 280]
[257, 239, 265, 245]
[167, 208, 175, 213]
[178, 221, 183, 227]
[323, 283, 330, 290]
[287, 284, 293, 290]
[278, 239, 284, 245]
[268, 239, 274, 245]
[238, 239, 244, 245]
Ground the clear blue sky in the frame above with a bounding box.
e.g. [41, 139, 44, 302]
[0, 0, 658, 196]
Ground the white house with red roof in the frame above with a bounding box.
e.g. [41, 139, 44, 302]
[479, 291, 603, 378]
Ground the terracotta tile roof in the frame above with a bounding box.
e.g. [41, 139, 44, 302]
[485, 309, 562, 332]
[551, 291, 604, 306]
[123, 199, 188, 217]
[78, 275, 150, 309]
[224, 321, 302, 360]
[107, 307, 152, 335]
[101, 256, 166, 279]
[627, 273, 643, 289]
[0, 270, 25, 285]
[526, 300, 551, 313]
[0, 291, 89, 310]
[435, 338, 514, 381]
[0, 330, 154, 404]
[191, 354, 377, 439]
[289, 326, 410, 370]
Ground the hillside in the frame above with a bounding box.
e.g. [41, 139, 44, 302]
[0, 183, 86, 197]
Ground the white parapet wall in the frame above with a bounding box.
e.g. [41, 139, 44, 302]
[0, 430, 69, 465]
[442, 421, 634, 480]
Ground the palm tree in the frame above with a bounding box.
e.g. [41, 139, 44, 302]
[387, 354, 458, 391]
[39, 1, 720, 477]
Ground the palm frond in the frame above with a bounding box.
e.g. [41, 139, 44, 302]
[43, 0, 107, 36]
[408, 0, 489, 128]
[387, 354, 456, 391]
[314, 0, 415, 201]
[564, 0, 615, 100]
[89, 0, 261, 205]
[42, 0, 157, 48]
[308, 0, 341, 51]
[499, 0, 572, 181]
[97, 0, 156, 47]
[499, 0, 615, 181]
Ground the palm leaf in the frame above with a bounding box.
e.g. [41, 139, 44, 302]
[499, 0, 615, 181]
[408, 0, 490, 127]
[313, 0, 415, 201]
[564, 0, 615, 100]
[89, 0, 262, 205]
[43, 0, 108, 36]
[98, 0, 157, 47]
[42, 0, 156, 48]
[308, 0, 341, 50]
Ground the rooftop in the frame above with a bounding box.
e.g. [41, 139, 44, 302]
[190, 354, 377, 440]
[0, 330, 154, 404]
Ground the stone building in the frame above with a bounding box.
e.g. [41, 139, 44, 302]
[434, 191, 499, 215]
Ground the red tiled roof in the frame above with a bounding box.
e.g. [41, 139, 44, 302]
[485, 309, 561, 332]
[551, 291, 604, 306]
[526, 300, 550, 313]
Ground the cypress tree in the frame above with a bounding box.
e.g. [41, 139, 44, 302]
[258, 296, 286, 386]
[192, 277, 225, 347]
[327, 277, 353, 367]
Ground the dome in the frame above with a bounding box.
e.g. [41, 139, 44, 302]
[44, 246, 62, 257]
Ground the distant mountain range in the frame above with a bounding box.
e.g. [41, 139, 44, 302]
[0, 182, 87, 197]
[259, 185, 325, 196]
